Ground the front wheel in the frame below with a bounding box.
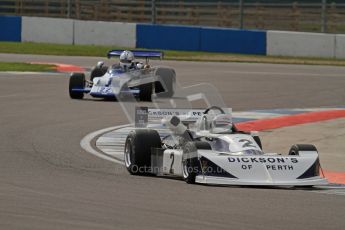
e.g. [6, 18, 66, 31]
[182, 141, 211, 184]
[69, 73, 85, 99]
[288, 144, 317, 156]
[182, 157, 199, 184]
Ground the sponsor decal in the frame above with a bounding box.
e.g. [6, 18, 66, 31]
[266, 165, 294, 170]
[228, 156, 298, 171]
[135, 107, 148, 127]
[148, 109, 204, 121]
[134, 107, 204, 126]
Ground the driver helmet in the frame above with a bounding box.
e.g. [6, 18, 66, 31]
[120, 50, 134, 70]
[210, 114, 233, 134]
[136, 62, 144, 69]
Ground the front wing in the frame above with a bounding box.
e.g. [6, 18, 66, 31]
[195, 149, 328, 186]
[151, 148, 328, 186]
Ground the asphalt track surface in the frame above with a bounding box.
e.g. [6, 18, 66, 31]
[1, 53, 345, 230]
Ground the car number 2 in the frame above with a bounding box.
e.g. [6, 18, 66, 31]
[239, 139, 256, 148]
[100, 87, 111, 94]
[169, 153, 174, 174]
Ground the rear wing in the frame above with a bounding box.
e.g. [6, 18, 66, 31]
[135, 107, 204, 127]
[107, 50, 164, 60]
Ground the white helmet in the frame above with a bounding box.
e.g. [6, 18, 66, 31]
[120, 50, 134, 69]
[210, 114, 233, 134]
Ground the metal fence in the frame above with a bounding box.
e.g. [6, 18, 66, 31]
[1, 0, 345, 33]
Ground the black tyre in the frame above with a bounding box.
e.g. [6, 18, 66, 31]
[124, 129, 161, 175]
[253, 136, 262, 150]
[195, 141, 212, 150]
[182, 141, 211, 184]
[155, 68, 176, 98]
[90, 65, 108, 81]
[139, 83, 153, 101]
[69, 73, 85, 99]
[288, 144, 317, 156]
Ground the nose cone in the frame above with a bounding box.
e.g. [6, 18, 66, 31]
[198, 149, 322, 185]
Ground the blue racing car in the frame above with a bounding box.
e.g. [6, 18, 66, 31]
[69, 50, 176, 101]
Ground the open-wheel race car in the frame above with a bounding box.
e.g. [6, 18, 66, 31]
[124, 106, 328, 186]
[69, 50, 175, 101]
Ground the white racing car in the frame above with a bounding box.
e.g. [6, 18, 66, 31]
[69, 50, 175, 101]
[124, 106, 328, 186]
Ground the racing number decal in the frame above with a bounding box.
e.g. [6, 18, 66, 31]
[100, 87, 111, 94]
[169, 153, 175, 174]
[239, 139, 256, 148]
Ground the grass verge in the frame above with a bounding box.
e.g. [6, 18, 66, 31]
[0, 61, 55, 72]
[1, 42, 345, 66]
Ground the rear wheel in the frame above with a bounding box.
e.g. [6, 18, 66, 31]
[69, 73, 85, 99]
[124, 129, 161, 175]
[155, 68, 176, 98]
[139, 83, 153, 101]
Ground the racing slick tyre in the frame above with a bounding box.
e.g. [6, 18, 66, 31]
[69, 73, 85, 99]
[288, 144, 317, 156]
[139, 83, 153, 101]
[195, 141, 212, 150]
[124, 129, 161, 175]
[182, 141, 211, 184]
[90, 65, 108, 81]
[289, 144, 319, 188]
[155, 68, 176, 98]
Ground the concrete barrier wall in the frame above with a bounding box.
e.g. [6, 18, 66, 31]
[74, 20, 136, 47]
[21, 17, 136, 47]
[22, 16, 74, 44]
[0, 15, 21, 41]
[1, 16, 344, 59]
[267, 31, 335, 58]
[335, 35, 345, 59]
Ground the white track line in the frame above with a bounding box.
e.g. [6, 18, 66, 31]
[80, 124, 131, 165]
